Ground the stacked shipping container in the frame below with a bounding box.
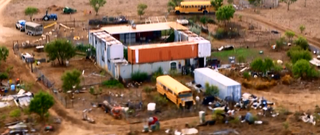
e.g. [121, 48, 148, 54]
[127, 42, 198, 64]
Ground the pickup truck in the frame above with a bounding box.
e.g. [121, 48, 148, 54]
[89, 16, 128, 25]
[15, 20, 26, 32]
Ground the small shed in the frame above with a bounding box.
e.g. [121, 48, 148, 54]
[194, 68, 241, 102]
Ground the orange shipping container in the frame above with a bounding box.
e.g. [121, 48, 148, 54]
[127, 42, 198, 64]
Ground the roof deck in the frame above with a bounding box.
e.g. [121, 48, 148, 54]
[98, 22, 188, 35]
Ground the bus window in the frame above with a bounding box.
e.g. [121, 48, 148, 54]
[191, 5, 194, 8]
[163, 85, 166, 90]
[179, 92, 193, 98]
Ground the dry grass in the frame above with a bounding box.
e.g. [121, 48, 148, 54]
[281, 75, 293, 85]
[242, 79, 277, 90]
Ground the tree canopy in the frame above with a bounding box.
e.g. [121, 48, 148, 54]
[285, 30, 295, 42]
[45, 39, 76, 66]
[215, 5, 235, 25]
[211, 0, 223, 9]
[292, 59, 319, 79]
[287, 46, 312, 64]
[167, 0, 183, 12]
[294, 36, 309, 50]
[24, 7, 39, 21]
[0, 46, 9, 65]
[29, 91, 54, 120]
[299, 25, 306, 34]
[250, 58, 275, 73]
[137, 3, 148, 19]
[89, 0, 107, 15]
[61, 69, 82, 92]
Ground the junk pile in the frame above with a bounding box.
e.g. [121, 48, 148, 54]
[0, 89, 34, 108]
[142, 116, 160, 133]
[235, 93, 277, 117]
[300, 112, 316, 125]
[82, 109, 95, 123]
[98, 100, 123, 119]
[240, 112, 264, 125]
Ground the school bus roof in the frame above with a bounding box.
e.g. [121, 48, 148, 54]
[180, 1, 211, 6]
[156, 75, 191, 94]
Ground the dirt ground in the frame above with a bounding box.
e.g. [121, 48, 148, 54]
[2, 0, 320, 134]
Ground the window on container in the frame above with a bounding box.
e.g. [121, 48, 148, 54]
[170, 62, 177, 70]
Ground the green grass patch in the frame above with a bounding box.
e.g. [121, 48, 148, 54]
[211, 48, 260, 62]
[102, 79, 124, 89]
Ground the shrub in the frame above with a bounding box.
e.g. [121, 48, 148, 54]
[204, 82, 219, 96]
[190, 26, 201, 35]
[153, 95, 168, 106]
[214, 27, 227, 39]
[292, 59, 319, 79]
[281, 75, 293, 85]
[283, 122, 289, 130]
[143, 86, 154, 94]
[102, 79, 124, 89]
[169, 69, 178, 77]
[229, 117, 240, 124]
[151, 67, 164, 82]
[243, 72, 250, 80]
[10, 109, 21, 118]
[131, 71, 148, 82]
[315, 105, 320, 113]
[212, 110, 225, 122]
[207, 18, 216, 24]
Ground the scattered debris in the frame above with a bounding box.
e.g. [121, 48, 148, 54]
[210, 129, 239, 135]
[301, 113, 316, 125]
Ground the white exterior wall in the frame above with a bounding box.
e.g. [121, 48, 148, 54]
[109, 44, 124, 59]
[119, 60, 186, 79]
[197, 40, 211, 57]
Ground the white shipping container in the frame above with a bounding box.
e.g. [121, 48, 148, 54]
[109, 44, 124, 59]
[194, 68, 241, 102]
[197, 40, 211, 57]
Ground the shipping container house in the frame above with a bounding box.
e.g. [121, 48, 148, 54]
[194, 68, 241, 102]
[127, 42, 198, 64]
[91, 31, 124, 73]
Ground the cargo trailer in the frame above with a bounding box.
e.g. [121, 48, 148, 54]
[194, 68, 241, 102]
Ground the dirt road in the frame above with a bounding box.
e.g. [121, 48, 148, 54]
[236, 11, 320, 50]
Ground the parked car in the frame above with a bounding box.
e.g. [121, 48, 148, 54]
[15, 20, 26, 32]
[176, 19, 188, 25]
[63, 7, 77, 14]
[89, 16, 129, 25]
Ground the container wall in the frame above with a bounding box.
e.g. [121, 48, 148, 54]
[109, 44, 124, 59]
[119, 60, 185, 80]
[198, 40, 211, 57]
[128, 43, 198, 64]
[194, 70, 237, 101]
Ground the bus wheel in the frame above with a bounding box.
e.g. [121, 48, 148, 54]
[175, 11, 180, 15]
[203, 11, 208, 15]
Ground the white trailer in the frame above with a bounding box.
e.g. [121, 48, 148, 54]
[194, 68, 241, 102]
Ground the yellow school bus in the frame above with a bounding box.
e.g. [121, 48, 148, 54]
[156, 75, 195, 108]
[175, 1, 216, 15]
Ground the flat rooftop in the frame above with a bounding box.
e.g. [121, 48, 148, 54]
[92, 31, 122, 45]
[98, 22, 188, 35]
[128, 41, 197, 50]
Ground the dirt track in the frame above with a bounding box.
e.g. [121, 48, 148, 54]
[2, 0, 320, 134]
[235, 11, 320, 50]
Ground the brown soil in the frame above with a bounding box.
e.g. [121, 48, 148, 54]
[2, 0, 320, 134]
